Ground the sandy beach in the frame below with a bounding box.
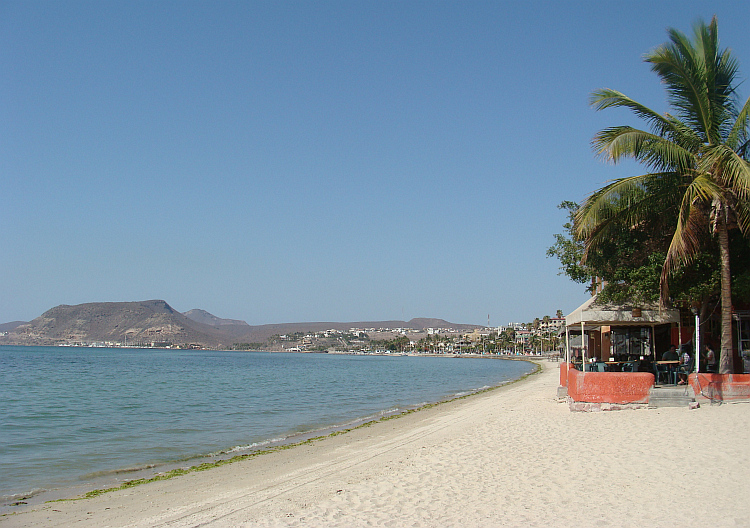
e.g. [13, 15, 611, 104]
[3, 361, 750, 528]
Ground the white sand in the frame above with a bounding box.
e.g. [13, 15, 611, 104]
[3, 362, 750, 528]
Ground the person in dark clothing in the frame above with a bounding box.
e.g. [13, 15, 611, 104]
[662, 345, 679, 361]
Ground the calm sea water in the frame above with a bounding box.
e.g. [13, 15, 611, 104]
[0, 346, 533, 506]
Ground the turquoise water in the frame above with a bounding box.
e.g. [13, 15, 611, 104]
[0, 346, 533, 506]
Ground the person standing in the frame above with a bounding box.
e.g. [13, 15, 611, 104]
[704, 344, 717, 373]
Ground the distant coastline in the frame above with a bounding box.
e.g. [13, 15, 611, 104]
[0, 300, 485, 351]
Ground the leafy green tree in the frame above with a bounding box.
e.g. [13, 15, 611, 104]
[548, 201, 673, 304]
[385, 335, 410, 352]
[232, 342, 265, 350]
[547, 201, 599, 290]
[496, 328, 515, 352]
[575, 18, 750, 373]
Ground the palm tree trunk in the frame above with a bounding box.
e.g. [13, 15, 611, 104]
[718, 219, 735, 374]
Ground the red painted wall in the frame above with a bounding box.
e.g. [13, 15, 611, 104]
[689, 373, 750, 401]
[562, 365, 750, 404]
[567, 366, 654, 404]
[671, 327, 695, 347]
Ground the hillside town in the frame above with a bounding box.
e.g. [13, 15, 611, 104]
[260, 313, 566, 355]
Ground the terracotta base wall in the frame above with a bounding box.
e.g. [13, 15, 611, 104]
[560, 362, 569, 387]
[567, 366, 654, 404]
[689, 373, 750, 401]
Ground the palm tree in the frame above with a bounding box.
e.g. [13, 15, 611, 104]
[575, 17, 750, 374]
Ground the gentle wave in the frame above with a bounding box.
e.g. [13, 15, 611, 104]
[218, 406, 406, 456]
[80, 464, 159, 480]
[0, 488, 47, 504]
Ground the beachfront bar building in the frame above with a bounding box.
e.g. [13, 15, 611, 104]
[559, 295, 750, 409]
[564, 295, 682, 365]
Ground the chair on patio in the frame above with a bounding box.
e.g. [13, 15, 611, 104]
[622, 360, 639, 372]
[654, 363, 672, 384]
[675, 356, 695, 384]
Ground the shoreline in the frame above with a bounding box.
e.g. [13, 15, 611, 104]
[0, 358, 538, 515]
[5, 361, 750, 527]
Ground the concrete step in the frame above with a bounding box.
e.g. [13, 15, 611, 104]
[648, 386, 696, 408]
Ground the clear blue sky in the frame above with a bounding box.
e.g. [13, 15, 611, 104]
[2, 1, 749, 326]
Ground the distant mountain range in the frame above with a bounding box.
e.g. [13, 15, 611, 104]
[0, 300, 482, 348]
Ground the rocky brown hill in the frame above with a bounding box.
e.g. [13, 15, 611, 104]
[183, 308, 249, 328]
[182, 308, 254, 340]
[1, 300, 242, 348]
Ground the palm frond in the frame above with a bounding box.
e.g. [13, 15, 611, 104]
[701, 144, 750, 200]
[648, 30, 712, 140]
[734, 198, 750, 236]
[664, 114, 704, 151]
[592, 127, 695, 171]
[575, 174, 652, 238]
[575, 172, 684, 261]
[726, 95, 750, 151]
[660, 175, 718, 300]
[590, 89, 676, 136]
[647, 17, 739, 146]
